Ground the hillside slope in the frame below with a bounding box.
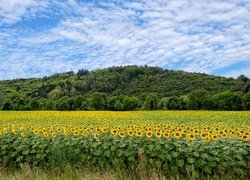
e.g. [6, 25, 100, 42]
[0, 65, 249, 110]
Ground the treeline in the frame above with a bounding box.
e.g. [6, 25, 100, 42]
[0, 90, 250, 111]
[0, 65, 249, 111]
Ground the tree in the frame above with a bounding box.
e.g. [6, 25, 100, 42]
[114, 100, 123, 111]
[90, 92, 108, 110]
[187, 89, 209, 110]
[159, 97, 170, 110]
[123, 96, 140, 110]
[211, 91, 242, 110]
[0, 91, 5, 110]
[29, 99, 40, 110]
[108, 96, 118, 110]
[72, 95, 88, 110]
[242, 92, 250, 110]
[237, 74, 248, 83]
[45, 100, 56, 110]
[2, 100, 13, 110]
[57, 97, 71, 111]
[48, 87, 63, 100]
[143, 94, 159, 110]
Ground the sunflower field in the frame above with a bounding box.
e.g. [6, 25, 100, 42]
[0, 111, 249, 178]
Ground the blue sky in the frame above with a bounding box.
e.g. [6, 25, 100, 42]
[0, 0, 250, 80]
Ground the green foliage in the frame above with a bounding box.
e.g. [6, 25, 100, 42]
[0, 134, 249, 179]
[90, 92, 108, 110]
[45, 100, 56, 110]
[0, 65, 249, 111]
[187, 89, 209, 110]
[57, 97, 71, 111]
[143, 94, 159, 110]
[211, 91, 242, 110]
[242, 92, 250, 110]
[114, 100, 123, 111]
[123, 96, 140, 110]
[0, 91, 5, 110]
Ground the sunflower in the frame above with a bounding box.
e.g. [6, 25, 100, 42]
[94, 133, 100, 140]
[242, 135, 248, 142]
[212, 134, 218, 140]
[119, 132, 125, 138]
[57, 128, 62, 133]
[127, 130, 134, 137]
[155, 131, 162, 138]
[111, 129, 118, 135]
[188, 134, 195, 140]
[11, 129, 16, 135]
[42, 131, 48, 137]
[146, 131, 152, 138]
[33, 129, 39, 135]
[96, 128, 101, 132]
[51, 132, 57, 138]
[203, 137, 211, 143]
[73, 131, 79, 136]
[64, 129, 68, 136]
[221, 132, 227, 138]
[3, 128, 8, 134]
[136, 131, 143, 137]
[174, 132, 181, 139]
[20, 132, 26, 137]
[163, 132, 170, 139]
[200, 133, 207, 139]
[102, 127, 108, 133]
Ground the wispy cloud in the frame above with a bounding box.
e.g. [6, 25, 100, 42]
[0, 0, 250, 80]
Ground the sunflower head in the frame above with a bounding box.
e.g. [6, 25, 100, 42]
[119, 132, 125, 138]
[136, 131, 143, 137]
[94, 133, 100, 140]
[146, 131, 152, 138]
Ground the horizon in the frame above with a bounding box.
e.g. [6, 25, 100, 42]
[0, 0, 250, 80]
[0, 65, 246, 81]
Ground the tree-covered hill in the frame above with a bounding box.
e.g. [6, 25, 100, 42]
[0, 65, 249, 110]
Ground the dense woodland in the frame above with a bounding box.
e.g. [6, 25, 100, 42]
[0, 65, 249, 111]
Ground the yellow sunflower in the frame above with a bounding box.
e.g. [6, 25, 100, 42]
[94, 133, 100, 140]
[119, 132, 125, 138]
[136, 131, 143, 137]
[174, 132, 182, 139]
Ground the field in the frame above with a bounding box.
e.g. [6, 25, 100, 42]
[0, 111, 249, 179]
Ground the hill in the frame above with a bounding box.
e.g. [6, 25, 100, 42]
[0, 65, 249, 110]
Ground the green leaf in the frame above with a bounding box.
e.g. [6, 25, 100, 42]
[187, 157, 195, 164]
[178, 159, 184, 167]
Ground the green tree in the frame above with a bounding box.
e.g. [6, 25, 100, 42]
[57, 97, 71, 111]
[114, 100, 123, 111]
[48, 87, 63, 100]
[212, 91, 242, 110]
[0, 91, 5, 110]
[90, 92, 107, 110]
[2, 100, 13, 110]
[29, 99, 40, 110]
[123, 96, 140, 110]
[242, 92, 250, 110]
[72, 95, 87, 110]
[143, 94, 159, 110]
[45, 100, 56, 110]
[187, 89, 209, 110]
[108, 96, 118, 110]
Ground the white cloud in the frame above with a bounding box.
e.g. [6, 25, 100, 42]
[0, 0, 48, 24]
[0, 0, 250, 80]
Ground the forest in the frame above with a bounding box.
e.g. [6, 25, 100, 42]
[0, 65, 249, 111]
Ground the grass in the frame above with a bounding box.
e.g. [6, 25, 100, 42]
[0, 164, 247, 180]
[0, 164, 167, 180]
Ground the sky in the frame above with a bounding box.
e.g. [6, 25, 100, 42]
[0, 0, 250, 80]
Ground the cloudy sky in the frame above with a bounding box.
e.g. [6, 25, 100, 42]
[0, 0, 250, 80]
